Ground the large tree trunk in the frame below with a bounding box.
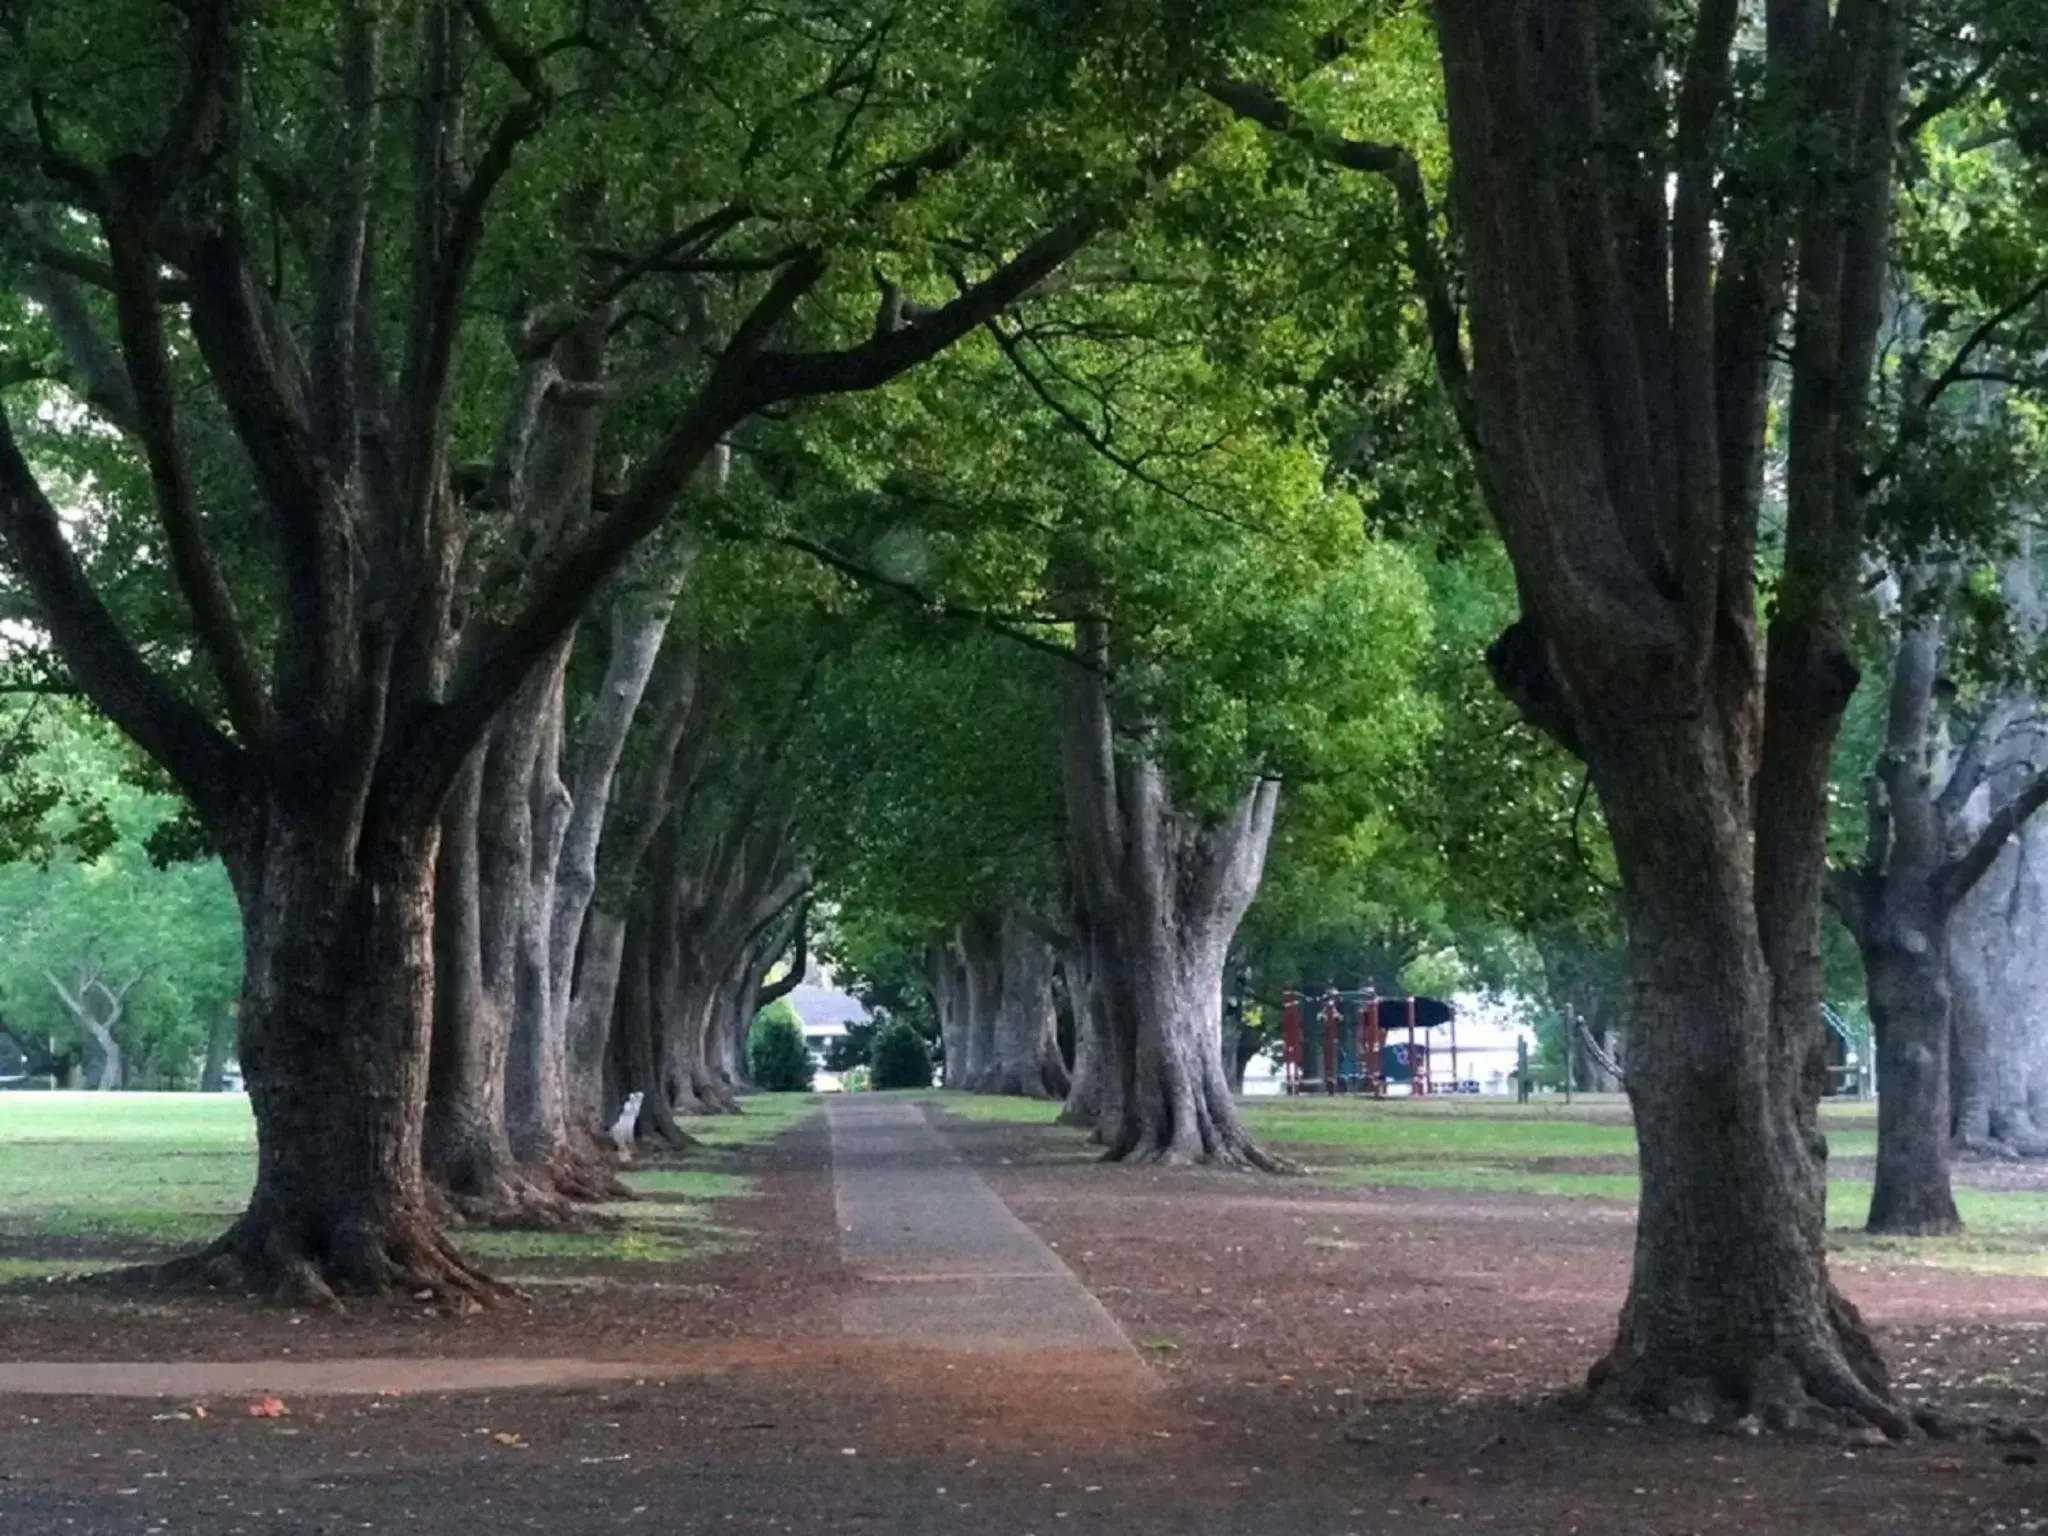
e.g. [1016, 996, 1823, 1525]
[506, 594, 680, 1194]
[1948, 555, 2048, 1157]
[1055, 921, 1109, 1131]
[978, 911, 1070, 1099]
[1417, 0, 1910, 1435]
[174, 815, 495, 1306]
[1950, 814, 2048, 1154]
[200, 1007, 233, 1093]
[930, 940, 971, 1088]
[505, 664, 576, 1174]
[1864, 942, 1961, 1232]
[651, 831, 737, 1116]
[954, 915, 1002, 1090]
[566, 910, 629, 1147]
[610, 905, 692, 1147]
[424, 752, 541, 1220]
[1837, 608, 1962, 1234]
[424, 661, 575, 1223]
[584, 642, 721, 1143]
[1060, 624, 1282, 1167]
[1587, 717, 1896, 1429]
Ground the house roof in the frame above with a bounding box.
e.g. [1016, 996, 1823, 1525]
[790, 985, 870, 1031]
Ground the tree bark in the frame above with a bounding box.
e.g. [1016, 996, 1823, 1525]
[1864, 942, 1960, 1233]
[424, 750, 537, 1218]
[1060, 623, 1283, 1166]
[610, 904, 693, 1147]
[424, 654, 577, 1222]
[1838, 604, 1962, 1235]
[566, 910, 629, 1147]
[504, 661, 576, 1174]
[1950, 813, 2048, 1155]
[953, 914, 1002, 1090]
[1583, 713, 1896, 1429]
[1055, 920, 1110, 1131]
[169, 814, 496, 1306]
[977, 911, 1070, 1099]
[530, 597, 679, 1183]
[200, 1008, 233, 1094]
[929, 939, 971, 1088]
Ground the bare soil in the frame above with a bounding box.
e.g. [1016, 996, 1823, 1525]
[2, 1105, 2047, 1534]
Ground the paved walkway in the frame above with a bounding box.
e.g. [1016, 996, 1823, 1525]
[0, 1099, 1141, 1398]
[0, 1356, 652, 1397]
[826, 1097, 1139, 1358]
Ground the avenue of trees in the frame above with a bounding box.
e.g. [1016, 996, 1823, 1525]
[5, 0, 2048, 1438]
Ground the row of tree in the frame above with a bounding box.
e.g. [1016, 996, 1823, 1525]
[5, 0, 2048, 1440]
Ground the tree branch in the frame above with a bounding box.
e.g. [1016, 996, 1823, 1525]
[1824, 863, 1868, 942]
[1936, 765, 2048, 911]
[752, 898, 810, 1009]
[1204, 77, 1476, 457]
[720, 520, 1091, 671]
[0, 403, 244, 819]
[738, 217, 1095, 402]
[1862, 272, 2048, 495]
[104, 185, 270, 743]
[397, 129, 1180, 812]
[184, 230, 344, 704]
[12, 252, 142, 432]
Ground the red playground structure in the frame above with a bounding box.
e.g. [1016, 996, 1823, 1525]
[1278, 990, 1465, 1096]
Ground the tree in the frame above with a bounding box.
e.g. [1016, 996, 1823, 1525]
[1831, 568, 2048, 1235]
[869, 1020, 934, 1090]
[0, 705, 241, 1090]
[1217, 0, 1928, 1427]
[0, 0, 1235, 1298]
[748, 1003, 812, 1093]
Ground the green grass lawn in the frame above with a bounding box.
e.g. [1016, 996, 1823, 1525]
[0, 1090, 819, 1282]
[921, 1089, 2047, 1278]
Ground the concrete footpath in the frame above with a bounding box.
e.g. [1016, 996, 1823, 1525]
[826, 1096, 1141, 1359]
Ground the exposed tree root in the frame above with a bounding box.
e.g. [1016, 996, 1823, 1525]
[134, 1210, 509, 1312]
[1864, 1208, 1964, 1239]
[1056, 1094, 1101, 1130]
[549, 1151, 635, 1204]
[1954, 1132, 2023, 1161]
[427, 1162, 592, 1231]
[976, 1060, 1071, 1100]
[1104, 1127, 1301, 1174]
[669, 1068, 742, 1117]
[632, 1089, 699, 1148]
[434, 1174, 624, 1233]
[1956, 1122, 2048, 1159]
[1585, 1290, 1909, 1439]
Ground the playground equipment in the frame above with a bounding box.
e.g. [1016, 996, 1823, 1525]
[1279, 990, 1464, 1096]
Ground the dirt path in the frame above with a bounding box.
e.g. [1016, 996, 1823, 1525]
[3, 1101, 2048, 1534]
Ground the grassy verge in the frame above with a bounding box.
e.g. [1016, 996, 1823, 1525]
[0, 1090, 820, 1283]
[918, 1089, 2048, 1279]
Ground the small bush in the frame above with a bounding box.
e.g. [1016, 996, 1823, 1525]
[868, 1021, 933, 1090]
[749, 1011, 814, 1092]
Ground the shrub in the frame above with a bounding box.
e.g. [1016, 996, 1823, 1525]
[868, 1020, 933, 1091]
[749, 1010, 814, 1092]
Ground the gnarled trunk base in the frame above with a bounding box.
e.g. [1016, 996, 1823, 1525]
[151, 1199, 504, 1311]
[1588, 1283, 1899, 1436]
